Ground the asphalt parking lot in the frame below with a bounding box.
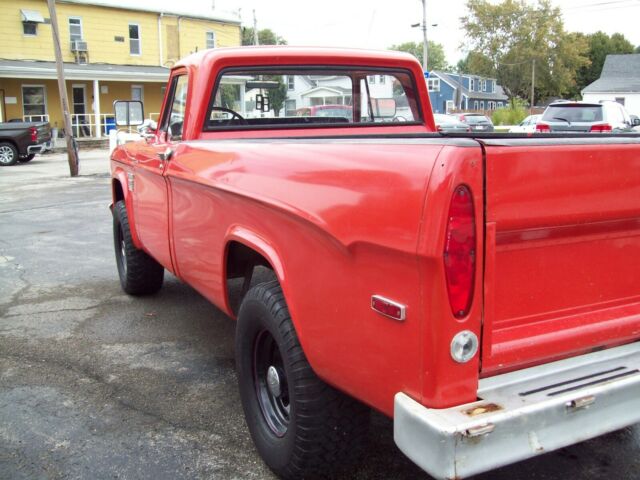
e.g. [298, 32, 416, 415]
[1, 151, 640, 480]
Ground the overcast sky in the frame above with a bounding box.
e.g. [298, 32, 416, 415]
[102, 0, 640, 65]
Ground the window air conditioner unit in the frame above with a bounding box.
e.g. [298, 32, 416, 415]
[71, 41, 88, 52]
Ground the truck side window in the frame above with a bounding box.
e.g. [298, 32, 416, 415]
[163, 75, 188, 141]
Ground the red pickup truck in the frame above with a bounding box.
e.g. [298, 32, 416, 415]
[110, 47, 640, 479]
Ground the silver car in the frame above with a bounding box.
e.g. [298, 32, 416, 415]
[434, 114, 471, 133]
[537, 101, 636, 133]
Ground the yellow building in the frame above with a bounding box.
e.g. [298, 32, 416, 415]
[0, 0, 241, 137]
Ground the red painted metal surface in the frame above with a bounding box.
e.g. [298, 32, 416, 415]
[482, 143, 640, 375]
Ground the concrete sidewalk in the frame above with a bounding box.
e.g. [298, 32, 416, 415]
[1, 151, 638, 480]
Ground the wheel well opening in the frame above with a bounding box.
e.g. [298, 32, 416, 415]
[226, 241, 277, 315]
[113, 179, 125, 204]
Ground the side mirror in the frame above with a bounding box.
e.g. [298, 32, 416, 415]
[114, 100, 144, 126]
[632, 117, 640, 127]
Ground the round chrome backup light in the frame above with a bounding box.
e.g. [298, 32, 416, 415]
[450, 330, 479, 363]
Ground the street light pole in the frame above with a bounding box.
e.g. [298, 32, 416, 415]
[421, 0, 428, 70]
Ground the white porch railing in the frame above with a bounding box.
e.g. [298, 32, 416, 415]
[22, 113, 159, 138]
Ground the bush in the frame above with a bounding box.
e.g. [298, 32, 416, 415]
[492, 98, 528, 126]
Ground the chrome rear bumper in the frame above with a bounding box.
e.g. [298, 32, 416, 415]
[394, 342, 640, 479]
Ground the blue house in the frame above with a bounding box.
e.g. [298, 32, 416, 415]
[427, 71, 508, 113]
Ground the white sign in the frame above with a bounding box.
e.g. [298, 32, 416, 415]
[5, 97, 17, 104]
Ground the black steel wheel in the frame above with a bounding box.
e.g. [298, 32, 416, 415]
[112, 200, 164, 295]
[236, 280, 369, 479]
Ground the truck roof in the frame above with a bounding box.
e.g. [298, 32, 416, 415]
[173, 46, 421, 71]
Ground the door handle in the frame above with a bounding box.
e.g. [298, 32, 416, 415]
[158, 147, 173, 161]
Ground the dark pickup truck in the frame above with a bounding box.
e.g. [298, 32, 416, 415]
[0, 121, 51, 166]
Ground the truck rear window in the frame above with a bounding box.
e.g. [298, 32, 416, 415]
[204, 68, 422, 131]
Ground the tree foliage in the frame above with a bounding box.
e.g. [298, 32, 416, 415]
[569, 32, 635, 97]
[264, 76, 288, 117]
[461, 0, 589, 103]
[241, 27, 287, 46]
[389, 41, 448, 71]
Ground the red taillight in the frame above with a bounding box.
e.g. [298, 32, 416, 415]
[535, 123, 551, 133]
[590, 123, 612, 133]
[444, 185, 476, 319]
[29, 126, 38, 142]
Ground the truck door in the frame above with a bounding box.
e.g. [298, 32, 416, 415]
[132, 73, 188, 272]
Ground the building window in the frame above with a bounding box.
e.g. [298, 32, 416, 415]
[445, 100, 454, 113]
[427, 78, 440, 92]
[285, 99, 296, 116]
[480, 101, 485, 110]
[22, 85, 47, 118]
[367, 75, 376, 84]
[23, 22, 37, 35]
[379, 75, 385, 84]
[481, 80, 487, 92]
[69, 17, 83, 42]
[497, 102, 503, 108]
[287, 75, 295, 90]
[21, 9, 44, 36]
[206, 31, 216, 49]
[470, 78, 475, 91]
[129, 23, 141, 55]
[474, 100, 479, 110]
[131, 85, 144, 102]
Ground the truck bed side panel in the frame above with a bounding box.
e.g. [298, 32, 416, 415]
[165, 138, 477, 414]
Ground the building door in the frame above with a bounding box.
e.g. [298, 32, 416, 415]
[72, 85, 89, 136]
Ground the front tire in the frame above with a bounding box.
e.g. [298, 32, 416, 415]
[0, 142, 18, 166]
[112, 200, 164, 295]
[236, 281, 369, 479]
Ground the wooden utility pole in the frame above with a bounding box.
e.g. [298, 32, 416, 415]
[47, 0, 79, 176]
[531, 60, 536, 114]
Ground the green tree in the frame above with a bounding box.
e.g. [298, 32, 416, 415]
[263, 76, 288, 117]
[461, 0, 589, 103]
[389, 41, 448, 71]
[456, 51, 493, 76]
[636, 45, 640, 53]
[241, 27, 287, 46]
[570, 31, 635, 97]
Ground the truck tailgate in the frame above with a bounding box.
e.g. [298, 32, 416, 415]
[481, 138, 640, 375]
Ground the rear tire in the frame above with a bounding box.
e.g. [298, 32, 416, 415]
[112, 200, 164, 295]
[19, 154, 36, 163]
[236, 281, 369, 479]
[0, 142, 18, 166]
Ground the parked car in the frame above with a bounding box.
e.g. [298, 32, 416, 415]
[536, 101, 636, 133]
[455, 113, 494, 132]
[295, 104, 352, 120]
[433, 113, 471, 133]
[110, 47, 640, 480]
[0, 121, 51, 166]
[509, 114, 541, 133]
